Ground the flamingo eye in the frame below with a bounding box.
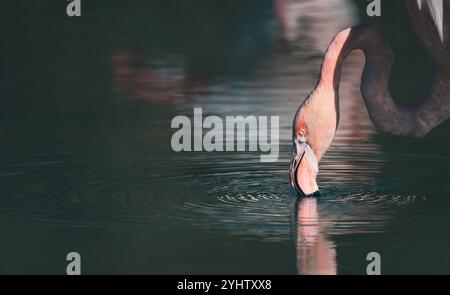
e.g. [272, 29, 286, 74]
[298, 129, 305, 137]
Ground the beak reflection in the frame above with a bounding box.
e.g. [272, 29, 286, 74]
[295, 198, 336, 275]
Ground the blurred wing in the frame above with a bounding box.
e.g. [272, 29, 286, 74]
[417, 0, 444, 42]
[417, 0, 422, 9]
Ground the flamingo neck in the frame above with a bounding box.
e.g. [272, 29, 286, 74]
[311, 25, 399, 132]
[317, 28, 352, 94]
[306, 24, 450, 140]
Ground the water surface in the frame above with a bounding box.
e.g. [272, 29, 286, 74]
[1, 0, 450, 274]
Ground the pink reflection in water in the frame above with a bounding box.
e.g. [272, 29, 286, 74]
[296, 198, 336, 275]
[112, 50, 209, 105]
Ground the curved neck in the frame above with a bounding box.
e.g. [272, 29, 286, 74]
[318, 26, 394, 95]
[314, 25, 450, 137]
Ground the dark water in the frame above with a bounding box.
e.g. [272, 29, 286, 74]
[1, 0, 450, 274]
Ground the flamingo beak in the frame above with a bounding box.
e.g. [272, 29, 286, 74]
[290, 139, 320, 197]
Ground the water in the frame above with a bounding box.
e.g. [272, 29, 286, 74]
[1, 0, 450, 274]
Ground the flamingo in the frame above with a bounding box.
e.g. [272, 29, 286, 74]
[290, 0, 450, 196]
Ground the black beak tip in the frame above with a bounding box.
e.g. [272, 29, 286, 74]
[295, 188, 320, 198]
[291, 150, 320, 198]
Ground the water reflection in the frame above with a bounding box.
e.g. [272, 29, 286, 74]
[275, 0, 357, 48]
[295, 198, 336, 275]
[113, 50, 209, 104]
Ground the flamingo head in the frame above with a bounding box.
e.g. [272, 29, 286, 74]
[290, 89, 338, 197]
